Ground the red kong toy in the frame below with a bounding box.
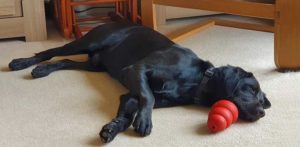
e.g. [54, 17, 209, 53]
[207, 100, 239, 133]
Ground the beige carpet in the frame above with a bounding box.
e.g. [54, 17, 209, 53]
[1, 19, 300, 147]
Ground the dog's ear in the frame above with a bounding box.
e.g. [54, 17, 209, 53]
[263, 96, 271, 109]
[247, 72, 253, 78]
[198, 60, 213, 70]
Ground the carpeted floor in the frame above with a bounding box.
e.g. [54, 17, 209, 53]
[1, 19, 300, 147]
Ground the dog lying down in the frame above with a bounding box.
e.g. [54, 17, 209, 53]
[9, 22, 271, 143]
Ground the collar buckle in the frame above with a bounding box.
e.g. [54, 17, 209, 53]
[205, 68, 215, 77]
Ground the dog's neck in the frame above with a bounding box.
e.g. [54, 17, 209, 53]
[193, 65, 243, 106]
[194, 66, 216, 105]
[193, 64, 230, 106]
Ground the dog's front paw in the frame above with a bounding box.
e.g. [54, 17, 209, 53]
[9, 58, 37, 71]
[100, 122, 119, 143]
[133, 112, 152, 136]
[31, 65, 50, 78]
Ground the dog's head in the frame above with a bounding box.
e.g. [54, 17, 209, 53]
[206, 66, 271, 121]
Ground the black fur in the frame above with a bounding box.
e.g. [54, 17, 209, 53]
[9, 22, 271, 143]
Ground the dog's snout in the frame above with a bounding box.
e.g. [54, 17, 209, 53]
[258, 108, 265, 117]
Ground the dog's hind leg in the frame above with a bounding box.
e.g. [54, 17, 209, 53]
[30, 59, 104, 78]
[9, 39, 93, 71]
[100, 94, 138, 143]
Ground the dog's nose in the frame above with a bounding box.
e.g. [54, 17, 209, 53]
[258, 108, 265, 117]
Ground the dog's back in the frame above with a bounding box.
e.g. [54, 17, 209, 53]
[84, 22, 175, 78]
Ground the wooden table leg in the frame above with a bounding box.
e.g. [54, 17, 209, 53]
[141, 0, 157, 30]
[275, 0, 300, 70]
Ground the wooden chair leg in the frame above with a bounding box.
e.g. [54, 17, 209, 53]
[131, 0, 138, 23]
[60, 0, 71, 38]
[74, 25, 83, 39]
[141, 0, 157, 30]
[57, 0, 133, 39]
[65, 0, 73, 39]
[115, 1, 120, 13]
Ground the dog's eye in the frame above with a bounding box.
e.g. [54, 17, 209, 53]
[242, 85, 256, 94]
[250, 87, 256, 94]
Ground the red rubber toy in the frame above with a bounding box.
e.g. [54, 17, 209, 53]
[207, 100, 239, 133]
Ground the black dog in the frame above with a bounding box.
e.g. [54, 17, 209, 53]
[9, 22, 271, 143]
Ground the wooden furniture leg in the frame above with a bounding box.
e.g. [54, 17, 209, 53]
[130, 0, 138, 23]
[141, 0, 157, 30]
[54, 0, 70, 38]
[66, 0, 73, 39]
[275, 0, 300, 69]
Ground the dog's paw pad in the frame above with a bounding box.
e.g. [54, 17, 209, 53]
[9, 58, 37, 71]
[99, 123, 119, 143]
[133, 115, 152, 136]
[31, 66, 50, 78]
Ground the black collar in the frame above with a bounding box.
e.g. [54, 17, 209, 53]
[194, 67, 215, 104]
